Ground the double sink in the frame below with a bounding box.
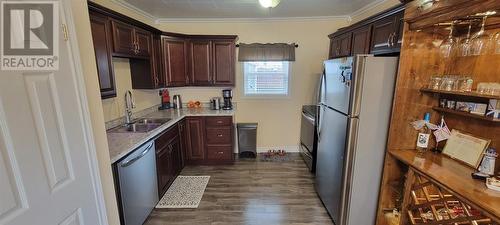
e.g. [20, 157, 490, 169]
[109, 118, 171, 133]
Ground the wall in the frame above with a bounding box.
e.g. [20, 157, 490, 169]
[350, 0, 401, 24]
[157, 19, 349, 150]
[70, 1, 120, 224]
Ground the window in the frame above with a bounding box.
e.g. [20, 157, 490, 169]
[243, 61, 290, 96]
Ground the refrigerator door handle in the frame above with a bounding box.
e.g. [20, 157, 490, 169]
[350, 56, 367, 117]
[316, 105, 324, 142]
[339, 118, 359, 225]
[318, 71, 326, 104]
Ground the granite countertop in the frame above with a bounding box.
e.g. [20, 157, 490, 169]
[107, 108, 235, 164]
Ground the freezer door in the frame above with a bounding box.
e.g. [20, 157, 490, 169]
[323, 58, 354, 115]
[315, 106, 349, 224]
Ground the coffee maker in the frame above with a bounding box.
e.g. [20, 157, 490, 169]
[222, 89, 233, 110]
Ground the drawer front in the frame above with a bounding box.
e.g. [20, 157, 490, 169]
[155, 124, 178, 151]
[207, 146, 233, 160]
[205, 116, 232, 127]
[206, 127, 232, 145]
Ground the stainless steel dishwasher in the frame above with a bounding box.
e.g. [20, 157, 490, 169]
[116, 141, 158, 225]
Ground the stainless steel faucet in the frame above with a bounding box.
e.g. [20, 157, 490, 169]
[125, 90, 135, 124]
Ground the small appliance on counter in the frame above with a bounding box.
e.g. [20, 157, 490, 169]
[210, 97, 221, 110]
[158, 89, 171, 110]
[222, 89, 233, 110]
[173, 95, 182, 109]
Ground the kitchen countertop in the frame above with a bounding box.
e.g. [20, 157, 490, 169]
[107, 108, 235, 164]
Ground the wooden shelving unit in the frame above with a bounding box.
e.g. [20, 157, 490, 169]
[432, 107, 500, 123]
[420, 88, 500, 100]
[388, 149, 500, 223]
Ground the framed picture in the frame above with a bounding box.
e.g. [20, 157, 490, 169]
[442, 129, 490, 168]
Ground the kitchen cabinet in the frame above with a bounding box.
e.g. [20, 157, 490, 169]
[329, 32, 352, 59]
[370, 11, 404, 55]
[110, 19, 152, 58]
[351, 25, 372, 55]
[185, 117, 206, 162]
[212, 40, 235, 86]
[328, 4, 405, 58]
[204, 116, 234, 163]
[189, 40, 212, 86]
[155, 124, 183, 197]
[134, 28, 152, 57]
[110, 20, 135, 56]
[162, 36, 188, 87]
[89, 12, 116, 99]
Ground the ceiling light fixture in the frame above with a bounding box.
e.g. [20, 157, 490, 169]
[259, 0, 281, 8]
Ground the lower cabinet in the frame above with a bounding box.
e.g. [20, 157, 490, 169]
[154, 116, 233, 196]
[155, 124, 183, 197]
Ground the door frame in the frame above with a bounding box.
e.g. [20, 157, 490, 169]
[61, 1, 108, 224]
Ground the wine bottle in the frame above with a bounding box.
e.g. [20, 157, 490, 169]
[416, 113, 431, 153]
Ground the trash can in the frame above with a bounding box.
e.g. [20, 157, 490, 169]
[237, 123, 258, 158]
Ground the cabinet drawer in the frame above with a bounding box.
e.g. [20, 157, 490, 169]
[206, 127, 232, 145]
[207, 146, 233, 160]
[205, 116, 232, 127]
[155, 124, 178, 151]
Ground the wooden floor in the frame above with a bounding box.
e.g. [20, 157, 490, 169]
[145, 154, 334, 225]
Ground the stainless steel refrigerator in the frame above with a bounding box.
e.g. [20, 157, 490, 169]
[315, 55, 398, 225]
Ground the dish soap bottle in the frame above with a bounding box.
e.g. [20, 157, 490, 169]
[416, 113, 431, 153]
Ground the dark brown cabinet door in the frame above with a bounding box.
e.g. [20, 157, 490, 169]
[370, 15, 397, 55]
[351, 25, 372, 55]
[178, 119, 187, 169]
[89, 13, 116, 99]
[189, 40, 212, 86]
[162, 37, 188, 87]
[134, 28, 152, 57]
[392, 11, 405, 50]
[156, 145, 173, 197]
[185, 117, 205, 161]
[151, 35, 164, 88]
[338, 33, 352, 57]
[110, 20, 135, 56]
[212, 40, 235, 86]
[329, 33, 352, 58]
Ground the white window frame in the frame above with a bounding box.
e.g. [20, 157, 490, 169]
[242, 61, 292, 99]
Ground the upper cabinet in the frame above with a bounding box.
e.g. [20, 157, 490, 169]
[329, 32, 352, 58]
[351, 26, 372, 55]
[212, 40, 236, 86]
[89, 12, 116, 99]
[328, 4, 405, 59]
[370, 11, 404, 55]
[189, 40, 212, 86]
[88, 2, 238, 97]
[162, 37, 188, 87]
[163, 37, 237, 87]
[110, 20, 152, 58]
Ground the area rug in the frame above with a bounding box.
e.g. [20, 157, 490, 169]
[156, 176, 210, 209]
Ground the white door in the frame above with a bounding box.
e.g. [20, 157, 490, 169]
[0, 1, 107, 225]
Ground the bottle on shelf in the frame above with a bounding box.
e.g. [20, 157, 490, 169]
[416, 112, 431, 153]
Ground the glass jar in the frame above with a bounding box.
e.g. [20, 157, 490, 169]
[428, 75, 442, 90]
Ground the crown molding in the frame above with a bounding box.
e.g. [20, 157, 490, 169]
[109, 0, 398, 24]
[349, 0, 393, 20]
[155, 15, 351, 24]
[110, 0, 156, 22]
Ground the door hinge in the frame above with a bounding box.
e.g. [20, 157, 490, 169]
[62, 24, 69, 41]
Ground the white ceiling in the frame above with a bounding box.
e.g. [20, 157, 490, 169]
[115, 0, 386, 21]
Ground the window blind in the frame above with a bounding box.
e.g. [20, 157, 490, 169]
[243, 61, 290, 96]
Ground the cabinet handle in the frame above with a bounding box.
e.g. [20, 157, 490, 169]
[217, 134, 223, 137]
[154, 76, 159, 87]
[387, 34, 392, 47]
[217, 151, 224, 155]
[216, 121, 223, 124]
[391, 32, 396, 47]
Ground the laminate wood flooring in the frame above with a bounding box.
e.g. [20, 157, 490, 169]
[144, 154, 334, 225]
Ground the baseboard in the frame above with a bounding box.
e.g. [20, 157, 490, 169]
[256, 146, 300, 153]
